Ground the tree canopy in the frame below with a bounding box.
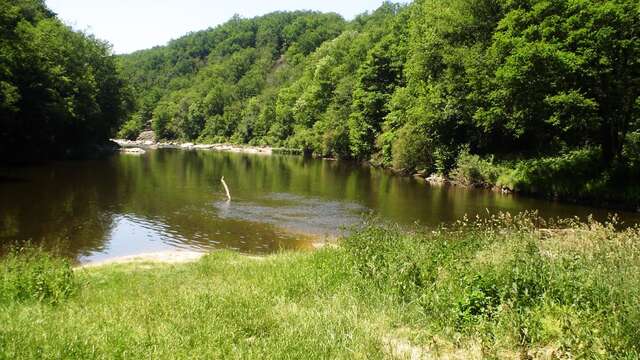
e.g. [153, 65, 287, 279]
[0, 0, 132, 162]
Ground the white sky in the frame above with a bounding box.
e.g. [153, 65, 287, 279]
[45, 0, 398, 54]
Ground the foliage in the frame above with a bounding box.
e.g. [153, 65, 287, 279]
[92, 0, 640, 206]
[0, 0, 638, 203]
[117, 114, 146, 140]
[118, 0, 640, 161]
[390, 123, 433, 171]
[0, 246, 76, 305]
[117, 4, 409, 158]
[450, 146, 501, 187]
[0, 0, 132, 162]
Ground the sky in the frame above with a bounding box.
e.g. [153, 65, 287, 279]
[45, 0, 396, 54]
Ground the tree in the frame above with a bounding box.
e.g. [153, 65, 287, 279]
[0, 0, 132, 162]
[478, 0, 640, 161]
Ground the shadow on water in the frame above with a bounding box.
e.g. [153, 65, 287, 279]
[0, 175, 29, 184]
[1, 149, 638, 263]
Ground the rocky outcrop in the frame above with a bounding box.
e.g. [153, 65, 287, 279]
[425, 174, 448, 186]
[136, 131, 156, 143]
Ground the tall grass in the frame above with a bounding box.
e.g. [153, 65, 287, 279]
[0, 246, 76, 305]
[343, 213, 640, 358]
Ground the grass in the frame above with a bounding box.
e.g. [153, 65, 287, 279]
[2, 214, 640, 358]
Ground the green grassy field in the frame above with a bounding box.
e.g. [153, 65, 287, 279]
[2, 214, 639, 359]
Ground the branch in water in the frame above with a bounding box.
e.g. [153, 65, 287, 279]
[221, 176, 231, 201]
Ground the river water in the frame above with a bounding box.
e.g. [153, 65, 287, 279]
[1, 149, 637, 263]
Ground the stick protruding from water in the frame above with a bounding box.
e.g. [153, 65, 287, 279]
[221, 176, 231, 201]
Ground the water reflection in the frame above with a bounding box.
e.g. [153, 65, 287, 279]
[214, 193, 366, 236]
[0, 149, 638, 263]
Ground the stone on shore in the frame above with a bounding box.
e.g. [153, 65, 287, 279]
[120, 147, 146, 155]
[136, 130, 156, 143]
[426, 174, 448, 185]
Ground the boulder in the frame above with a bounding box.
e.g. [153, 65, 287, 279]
[136, 131, 156, 143]
[426, 174, 448, 186]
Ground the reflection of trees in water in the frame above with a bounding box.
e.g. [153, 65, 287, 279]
[0, 160, 120, 258]
[113, 150, 318, 253]
[4, 150, 630, 260]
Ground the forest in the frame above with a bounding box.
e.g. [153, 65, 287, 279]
[0, 0, 131, 161]
[1, 0, 639, 207]
[117, 0, 640, 208]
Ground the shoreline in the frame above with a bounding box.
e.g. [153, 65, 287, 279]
[77, 239, 335, 269]
[4, 217, 637, 358]
[112, 138, 639, 213]
[77, 250, 207, 269]
[113, 139, 274, 155]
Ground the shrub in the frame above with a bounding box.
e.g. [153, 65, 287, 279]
[391, 124, 433, 172]
[501, 148, 602, 197]
[623, 131, 640, 171]
[117, 114, 146, 140]
[0, 247, 77, 305]
[287, 126, 319, 156]
[450, 147, 501, 187]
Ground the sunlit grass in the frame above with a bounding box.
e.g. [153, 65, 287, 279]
[0, 250, 392, 359]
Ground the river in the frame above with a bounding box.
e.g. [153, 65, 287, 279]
[1, 149, 637, 263]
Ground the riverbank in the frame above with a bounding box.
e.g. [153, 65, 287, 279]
[113, 139, 275, 156]
[2, 214, 639, 358]
[113, 136, 640, 213]
[77, 251, 207, 268]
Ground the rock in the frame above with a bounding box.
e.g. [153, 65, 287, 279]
[120, 147, 146, 155]
[500, 187, 513, 194]
[426, 174, 447, 186]
[136, 130, 156, 143]
[193, 144, 214, 150]
[181, 143, 194, 149]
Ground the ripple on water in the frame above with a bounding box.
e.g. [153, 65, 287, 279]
[213, 192, 367, 236]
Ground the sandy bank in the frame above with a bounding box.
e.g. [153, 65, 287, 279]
[78, 251, 207, 269]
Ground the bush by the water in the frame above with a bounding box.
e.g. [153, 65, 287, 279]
[342, 214, 640, 357]
[447, 147, 640, 208]
[0, 247, 76, 305]
[449, 147, 502, 187]
[117, 114, 146, 140]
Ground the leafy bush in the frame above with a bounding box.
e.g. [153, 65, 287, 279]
[287, 126, 319, 156]
[623, 131, 640, 170]
[117, 114, 146, 140]
[449, 147, 502, 187]
[391, 124, 433, 172]
[0, 247, 77, 305]
[501, 148, 602, 197]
